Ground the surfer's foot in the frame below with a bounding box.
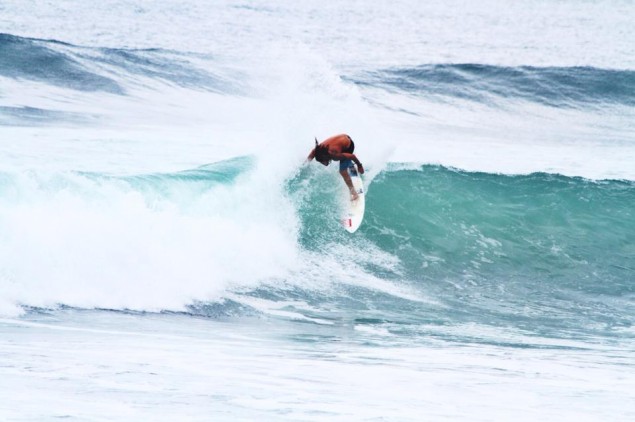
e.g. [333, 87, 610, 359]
[351, 191, 359, 201]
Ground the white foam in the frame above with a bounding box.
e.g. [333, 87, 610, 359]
[0, 167, 301, 315]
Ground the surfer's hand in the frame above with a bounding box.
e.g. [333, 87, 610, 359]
[357, 163, 365, 174]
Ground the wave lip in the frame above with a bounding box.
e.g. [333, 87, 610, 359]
[354, 64, 635, 108]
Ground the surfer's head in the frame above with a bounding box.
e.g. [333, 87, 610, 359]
[314, 140, 331, 166]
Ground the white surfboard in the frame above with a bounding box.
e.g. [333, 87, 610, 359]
[341, 165, 365, 233]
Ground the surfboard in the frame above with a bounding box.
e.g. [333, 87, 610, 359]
[341, 165, 365, 233]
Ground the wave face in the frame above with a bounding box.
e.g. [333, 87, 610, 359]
[361, 166, 634, 337]
[1, 161, 632, 342]
[354, 64, 635, 108]
[289, 165, 635, 341]
[366, 166, 633, 292]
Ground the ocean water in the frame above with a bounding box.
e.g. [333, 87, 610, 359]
[1, 0, 634, 420]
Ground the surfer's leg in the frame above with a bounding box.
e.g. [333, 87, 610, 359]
[339, 169, 358, 200]
[339, 160, 358, 200]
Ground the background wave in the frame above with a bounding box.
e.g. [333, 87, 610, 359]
[352, 64, 635, 108]
[5, 31, 634, 113]
[0, 33, 241, 94]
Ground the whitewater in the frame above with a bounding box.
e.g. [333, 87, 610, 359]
[1, 0, 634, 420]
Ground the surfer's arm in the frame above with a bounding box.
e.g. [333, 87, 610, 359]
[306, 149, 316, 162]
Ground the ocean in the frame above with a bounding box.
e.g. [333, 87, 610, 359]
[1, 0, 634, 420]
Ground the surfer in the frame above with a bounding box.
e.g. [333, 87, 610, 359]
[307, 134, 365, 200]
